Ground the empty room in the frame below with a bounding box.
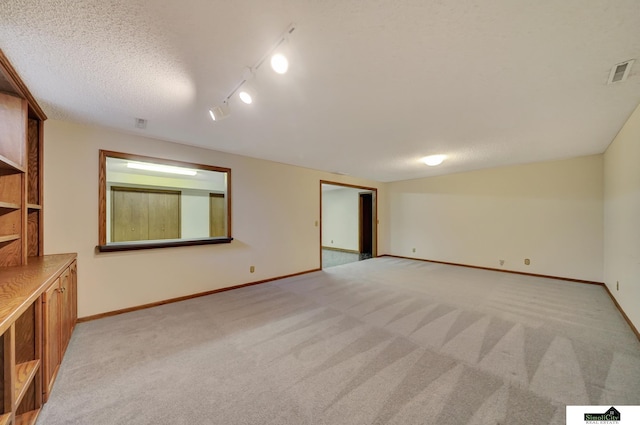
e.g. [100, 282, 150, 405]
[0, 1, 639, 424]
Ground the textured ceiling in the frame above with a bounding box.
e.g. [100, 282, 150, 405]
[1, 0, 639, 182]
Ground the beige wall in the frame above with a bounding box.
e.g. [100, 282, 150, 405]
[322, 188, 360, 251]
[387, 155, 604, 282]
[43, 120, 388, 317]
[604, 102, 640, 331]
[45, 115, 638, 330]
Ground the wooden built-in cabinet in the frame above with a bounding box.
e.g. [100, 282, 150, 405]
[0, 255, 76, 424]
[43, 281, 61, 403]
[0, 49, 77, 425]
[0, 91, 27, 268]
[43, 260, 77, 402]
[26, 118, 43, 259]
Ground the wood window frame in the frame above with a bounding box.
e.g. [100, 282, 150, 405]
[97, 150, 232, 252]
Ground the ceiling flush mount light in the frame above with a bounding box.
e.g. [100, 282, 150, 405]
[127, 161, 197, 176]
[270, 53, 289, 74]
[422, 155, 447, 166]
[208, 23, 296, 122]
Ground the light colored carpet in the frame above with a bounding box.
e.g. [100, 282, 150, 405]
[322, 248, 370, 268]
[37, 257, 640, 425]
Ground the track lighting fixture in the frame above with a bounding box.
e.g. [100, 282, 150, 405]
[209, 23, 296, 122]
[209, 101, 230, 121]
[238, 89, 253, 104]
[270, 53, 289, 74]
[237, 69, 256, 104]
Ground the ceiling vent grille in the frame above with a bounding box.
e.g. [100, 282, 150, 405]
[134, 118, 147, 129]
[608, 60, 634, 84]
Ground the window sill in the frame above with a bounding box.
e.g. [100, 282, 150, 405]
[96, 237, 233, 252]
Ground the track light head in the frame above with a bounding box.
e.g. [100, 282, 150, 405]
[271, 53, 289, 74]
[238, 80, 256, 105]
[208, 23, 295, 120]
[239, 91, 253, 104]
[209, 101, 230, 121]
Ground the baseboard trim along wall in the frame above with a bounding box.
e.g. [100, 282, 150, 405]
[321, 246, 360, 254]
[602, 283, 640, 342]
[383, 254, 640, 342]
[382, 254, 603, 284]
[77, 268, 322, 323]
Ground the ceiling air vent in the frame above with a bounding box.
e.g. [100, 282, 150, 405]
[607, 60, 634, 84]
[134, 118, 147, 129]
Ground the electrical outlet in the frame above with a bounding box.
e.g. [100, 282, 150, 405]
[524, 258, 530, 265]
[331, 240, 333, 244]
[412, 248, 416, 253]
[315, 220, 318, 227]
[617, 281, 619, 291]
[250, 266, 255, 273]
[499, 260, 505, 266]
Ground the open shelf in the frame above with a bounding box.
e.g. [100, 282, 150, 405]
[0, 201, 20, 210]
[15, 409, 40, 425]
[14, 360, 40, 407]
[0, 234, 20, 244]
[1, 49, 50, 425]
[0, 153, 25, 173]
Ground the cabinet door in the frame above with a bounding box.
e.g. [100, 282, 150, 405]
[61, 263, 77, 355]
[43, 278, 61, 401]
[209, 193, 226, 237]
[148, 191, 180, 240]
[111, 188, 149, 242]
[70, 261, 77, 331]
[59, 268, 71, 353]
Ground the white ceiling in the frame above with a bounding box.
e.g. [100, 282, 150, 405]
[1, 0, 639, 182]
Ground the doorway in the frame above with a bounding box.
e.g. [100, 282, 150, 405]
[320, 181, 377, 269]
[359, 192, 373, 260]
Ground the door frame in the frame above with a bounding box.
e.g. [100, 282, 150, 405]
[359, 192, 374, 255]
[319, 180, 378, 269]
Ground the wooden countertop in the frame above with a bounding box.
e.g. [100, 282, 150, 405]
[0, 253, 76, 335]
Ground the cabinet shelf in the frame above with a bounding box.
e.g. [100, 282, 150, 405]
[0, 234, 20, 244]
[15, 359, 40, 407]
[15, 409, 40, 425]
[1, 49, 51, 425]
[0, 153, 25, 173]
[0, 201, 20, 210]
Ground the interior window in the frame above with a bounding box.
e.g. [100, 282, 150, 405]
[98, 150, 232, 251]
